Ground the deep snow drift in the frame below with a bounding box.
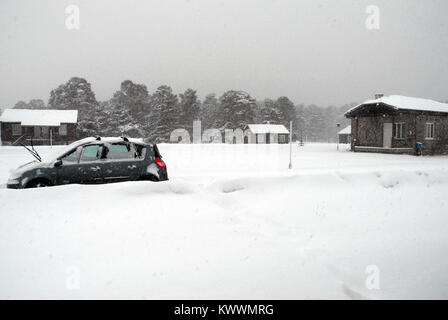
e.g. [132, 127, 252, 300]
[0, 143, 447, 299]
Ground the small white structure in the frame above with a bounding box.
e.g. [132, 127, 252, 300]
[338, 125, 351, 144]
[246, 124, 290, 144]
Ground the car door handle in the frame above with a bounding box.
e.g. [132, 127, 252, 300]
[91, 166, 101, 172]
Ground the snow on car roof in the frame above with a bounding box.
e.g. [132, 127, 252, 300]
[338, 125, 351, 135]
[0, 109, 78, 126]
[346, 95, 448, 115]
[248, 124, 289, 134]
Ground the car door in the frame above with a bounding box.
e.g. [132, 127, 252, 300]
[101, 142, 142, 183]
[77, 144, 106, 184]
[56, 146, 83, 185]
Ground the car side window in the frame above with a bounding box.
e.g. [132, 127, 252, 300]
[106, 143, 135, 160]
[135, 144, 146, 159]
[80, 145, 102, 162]
[61, 148, 79, 164]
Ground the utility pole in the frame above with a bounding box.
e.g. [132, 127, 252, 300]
[289, 121, 292, 169]
[336, 122, 340, 151]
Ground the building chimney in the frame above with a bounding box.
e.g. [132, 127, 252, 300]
[375, 93, 384, 100]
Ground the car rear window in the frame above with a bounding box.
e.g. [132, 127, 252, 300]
[107, 143, 135, 160]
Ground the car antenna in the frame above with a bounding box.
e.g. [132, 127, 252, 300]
[14, 136, 42, 162]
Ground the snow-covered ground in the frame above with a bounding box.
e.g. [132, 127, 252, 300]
[1, 143, 448, 299]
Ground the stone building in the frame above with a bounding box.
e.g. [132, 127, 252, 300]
[345, 95, 448, 155]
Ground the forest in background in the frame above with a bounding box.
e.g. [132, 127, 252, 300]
[7, 77, 355, 143]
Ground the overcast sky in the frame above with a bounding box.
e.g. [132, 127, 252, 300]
[1, 0, 447, 108]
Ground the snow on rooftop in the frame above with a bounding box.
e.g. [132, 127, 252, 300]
[0, 109, 78, 126]
[346, 95, 448, 115]
[338, 125, 351, 135]
[248, 124, 289, 134]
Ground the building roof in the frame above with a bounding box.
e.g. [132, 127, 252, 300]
[247, 124, 289, 134]
[338, 125, 351, 135]
[0, 109, 78, 126]
[346, 95, 448, 116]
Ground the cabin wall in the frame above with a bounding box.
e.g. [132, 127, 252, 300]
[0, 122, 78, 146]
[415, 114, 448, 155]
[351, 116, 384, 147]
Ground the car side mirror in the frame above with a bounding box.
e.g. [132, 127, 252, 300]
[54, 159, 63, 167]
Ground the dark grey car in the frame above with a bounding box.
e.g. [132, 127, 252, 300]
[7, 137, 168, 189]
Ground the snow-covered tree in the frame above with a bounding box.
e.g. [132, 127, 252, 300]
[13, 99, 46, 110]
[216, 90, 256, 129]
[259, 98, 282, 124]
[200, 93, 219, 129]
[275, 96, 297, 128]
[48, 77, 100, 138]
[103, 80, 151, 137]
[179, 88, 201, 132]
[146, 85, 179, 143]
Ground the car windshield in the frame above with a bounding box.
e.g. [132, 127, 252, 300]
[44, 137, 97, 162]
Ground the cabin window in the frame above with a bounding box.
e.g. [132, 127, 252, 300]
[11, 123, 22, 136]
[426, 123, 435, 139]
[34, 126, 41, 138]
[59, 124, 67, 136]
[41, 126, 49, 138]
[394, 123, 404, 139]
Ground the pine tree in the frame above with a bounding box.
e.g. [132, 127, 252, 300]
[200, 93, 219, 129]
[179, 89, 201, 133]
[48, 77, 100, 138]
[146, 85, 179, 143]
[259, 98, 282, 124]
[104, 80, 150, 137]
[215, 90, 256, 129]
[14, 99, 46, 109]
[275, 96, 297, 128]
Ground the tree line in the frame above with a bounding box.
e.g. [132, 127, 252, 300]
[12, 77, 354, 143]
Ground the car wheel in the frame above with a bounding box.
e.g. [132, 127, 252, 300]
[26, 179, 50, 188]
[139, 175, 159, 182]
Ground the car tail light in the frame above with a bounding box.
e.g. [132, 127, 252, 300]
[155, 157, 166, 169]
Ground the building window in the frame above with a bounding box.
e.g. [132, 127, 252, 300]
[394, 123, 405, 139]
[34, 126, 41, 138]
[12, 123, 22, 136]
[279, 135, 286, 143]
[426, 123, 435, 139]
[59, 124, 67, 136]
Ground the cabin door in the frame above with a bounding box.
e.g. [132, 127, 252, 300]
[383, 123, 392, 148]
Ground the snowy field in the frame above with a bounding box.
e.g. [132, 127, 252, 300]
[0, 143, 448, 299]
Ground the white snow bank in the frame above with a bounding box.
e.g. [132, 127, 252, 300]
[0, 143, 448, 299]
